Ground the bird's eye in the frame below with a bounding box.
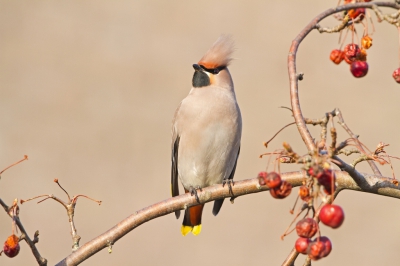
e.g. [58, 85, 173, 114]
[213, 68, 220, 74]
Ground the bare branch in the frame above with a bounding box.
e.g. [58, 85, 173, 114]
[282, 247, 299, 266]
[316, 14, 351, 33]
[337, 148, 360, 156]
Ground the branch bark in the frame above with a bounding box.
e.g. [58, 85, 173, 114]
[56, 170, 400, 266]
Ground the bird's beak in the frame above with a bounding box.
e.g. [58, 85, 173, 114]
[192, 64, 203, 71]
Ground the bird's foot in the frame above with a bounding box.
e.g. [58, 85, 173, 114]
[189, 186, 202, 203]
[222, 179, 234, 196]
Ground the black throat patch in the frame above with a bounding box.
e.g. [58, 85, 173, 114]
[192, 71, 210, 88]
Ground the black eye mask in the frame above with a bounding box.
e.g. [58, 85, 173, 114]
[199, 65, 226, 75]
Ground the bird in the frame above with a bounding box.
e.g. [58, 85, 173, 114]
[171, 35, 242, 236]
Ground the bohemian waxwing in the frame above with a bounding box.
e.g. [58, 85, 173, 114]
[171, 35, 242, 236]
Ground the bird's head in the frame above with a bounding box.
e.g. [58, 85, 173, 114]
[192, 35, 234, 89]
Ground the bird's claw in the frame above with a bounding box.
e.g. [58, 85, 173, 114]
[189, 186, 201, 203]
[222, 179, 234, 196]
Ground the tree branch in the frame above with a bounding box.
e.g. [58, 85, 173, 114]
[288, 2, 400, 153]
[56, 170, 400, 265]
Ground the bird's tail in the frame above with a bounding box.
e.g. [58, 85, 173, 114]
[181, 203, 204, 236]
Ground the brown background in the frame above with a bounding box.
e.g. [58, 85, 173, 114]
[1, 1, 399, 265]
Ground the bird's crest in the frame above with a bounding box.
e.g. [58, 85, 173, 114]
[198, 35, 234, 69]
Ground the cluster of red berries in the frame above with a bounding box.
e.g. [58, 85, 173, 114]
[257, 165, 345, 261]
[330, 37, 371, 78]
[293, 165, 345, 260]
[331, 2, 400, 83]
[294, 217, 331, 260]
[258, 171, 292, 199]
[293, 203, 344, 260]
[2, 234, 20, 258]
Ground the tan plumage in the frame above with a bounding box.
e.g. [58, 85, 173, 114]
[171, 35, 241, 236]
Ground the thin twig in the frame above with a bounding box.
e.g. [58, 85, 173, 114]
[335, 108, 382, 175]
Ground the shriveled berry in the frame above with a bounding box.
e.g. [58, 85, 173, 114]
[299, 186, 311, 202]
[361, 35, 373, 49]
[330, 49, 344, 64]
[257, 171, 267, 186]
[357, 48, 367, 62]
[350, 61, 368, 78]
[319, 204, 345, 228]
[270, 180, 292, 199]
[343, 43, 361, 64]
[295, 237, 311, 254]
[3, 234, 20, 258]
[296, 218, 318, 238]
[392, 68, 400, 83]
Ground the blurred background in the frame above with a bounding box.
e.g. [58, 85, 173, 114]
[1, 1, 399, 265]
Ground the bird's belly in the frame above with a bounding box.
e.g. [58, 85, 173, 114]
[178, 122, 239, 190]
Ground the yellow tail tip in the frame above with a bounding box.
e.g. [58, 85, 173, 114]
[192, 225, 202, 236]
[181, 225, 192, 236]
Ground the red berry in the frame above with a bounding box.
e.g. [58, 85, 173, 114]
[307, 239, 325, 260]
[296, 218, 318, 238]
[295, 237, 311, 254]
[269, 180, 292, 199]
[330, 49, 344, 65]
[307, 166, 323, 178]
[350, 61, 368, 78]
[258, 171, 282, 189]
[347, 8, 365, 20]
[343, 44, 361, 64]
[392, 68, 400, 83]
[319, 204, 345, 228]
[307, 236, 332, 260]
[319, 236, 332, 257]
[265, 172, 282, 188]
[317, 169, 336, 194]
[3, 234, 20, 258]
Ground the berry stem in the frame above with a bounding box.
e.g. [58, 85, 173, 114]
[0, 155, 28, 176]
[339, 28, 350, 50]
[263, 122, 296, 149]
